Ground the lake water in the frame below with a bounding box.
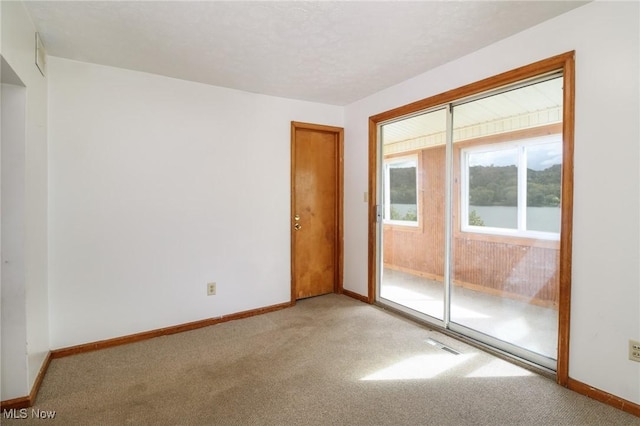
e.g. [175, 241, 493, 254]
[470, 205, 560, 233]
[390, 204, 560, 233]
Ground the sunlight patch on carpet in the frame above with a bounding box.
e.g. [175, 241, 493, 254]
[466, 358, 534, 378]
[361, 353, 475, 381]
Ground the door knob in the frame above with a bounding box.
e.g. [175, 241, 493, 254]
[294, 215, 300, 221]
[294, 223, 302, 231]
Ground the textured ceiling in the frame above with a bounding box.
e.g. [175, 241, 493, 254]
[24, 1, 587, 105]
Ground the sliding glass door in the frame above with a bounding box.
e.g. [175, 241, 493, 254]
[377, 74, 564, 370]
[379, 107, 447, 323]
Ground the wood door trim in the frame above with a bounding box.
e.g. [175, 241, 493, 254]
[291, 121, 344, 304]
[368, 52, 575, 384]
[367, 118, 378, 304]
[556, 52, 575, 386]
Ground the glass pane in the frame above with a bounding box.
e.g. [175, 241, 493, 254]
[526, 142, 562, 233]
[380, 108, 447, 321]
[389, 161, 417, 222]
[451, 76, 562, 363]
[467, 148, 518, 230]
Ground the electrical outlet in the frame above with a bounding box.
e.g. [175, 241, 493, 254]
[207, 282, 216, 296]
[629, 339, 640, 362]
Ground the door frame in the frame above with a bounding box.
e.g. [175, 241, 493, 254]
[367, 52, 575, 384]
[290, 121, 344, 304]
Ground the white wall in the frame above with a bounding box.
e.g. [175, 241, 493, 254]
[1, 80, 28, 400]
[0, 1, 49, 400]
[48, 57, 343, 348]
[343, 1, 639, 404]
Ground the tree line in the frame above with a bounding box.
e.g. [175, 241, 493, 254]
[387, 163, 561, 208]
[469, 164, 561, 207]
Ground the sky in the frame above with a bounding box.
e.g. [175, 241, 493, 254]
[468, 140, 562, 171]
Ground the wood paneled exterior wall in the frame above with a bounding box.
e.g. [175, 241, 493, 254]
[383, 125, 561, 308]
[384, 146, 446, 279]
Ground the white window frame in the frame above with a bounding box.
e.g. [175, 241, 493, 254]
[461, 135, 561, 240]
[383, 155, 419, 227]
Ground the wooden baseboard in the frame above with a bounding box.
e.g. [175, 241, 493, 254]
[30, 352, 52, 403]
[51, 301, 293, 359]
[0, 351, 52, 410]
[0, 395, 31, 411]
[341, 288, 371, 304]
[567, 378, 640, 417]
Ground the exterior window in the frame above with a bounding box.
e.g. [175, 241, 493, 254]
[461, 136, 561, 239]
[384, 156, 419, 226]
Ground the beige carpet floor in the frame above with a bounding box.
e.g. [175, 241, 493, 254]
[4, 294, 639, 425]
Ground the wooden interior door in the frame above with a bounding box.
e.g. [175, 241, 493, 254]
[291, 122, 343, 300]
